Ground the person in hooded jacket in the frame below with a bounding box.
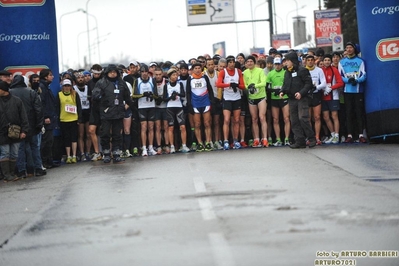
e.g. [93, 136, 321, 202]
[10, 75, 45, 178]
[280, 52, 316, 149]
[0, 81, 29, 182]
[92, 64, 134, 163]
[39, 68, 58, 169]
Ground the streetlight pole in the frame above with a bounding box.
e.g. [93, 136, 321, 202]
[150, 18, 153, 61]
[59, 9, 83, 70]
[77, 28, 96, 68]
[285, 5, 306, 33]
[81, 9, 100, 64]
[86, 0, 92, 65]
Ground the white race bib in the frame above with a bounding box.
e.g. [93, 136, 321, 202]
[65, 104, 77, 114]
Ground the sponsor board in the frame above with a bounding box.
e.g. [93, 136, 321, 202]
[376, 37, 399, 61]
[0, 0, 45, 7]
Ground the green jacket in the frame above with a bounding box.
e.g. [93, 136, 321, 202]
[243, 67, 267, 100]
[266, 68, 288, 100]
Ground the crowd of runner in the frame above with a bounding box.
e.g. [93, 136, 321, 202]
[0, 43, 367, 181]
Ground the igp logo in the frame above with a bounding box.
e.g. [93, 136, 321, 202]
[376, 37, 399, 62]
[5, 65, 49, 78]
[0, 0, 45, 7]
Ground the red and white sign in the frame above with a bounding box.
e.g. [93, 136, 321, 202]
[314, 9, 342, 47]
[5, 65, 49, 78]
[0, 0, 45, 7]
[272, 34, 291, 50]
[376, 37, 399, 61]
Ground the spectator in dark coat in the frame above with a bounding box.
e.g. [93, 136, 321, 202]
[0, 81, 29, 182]
[10, 75, 45, 178]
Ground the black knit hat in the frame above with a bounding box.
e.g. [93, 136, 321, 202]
[266, 56, 274, 64]
[245, 55, 256, 63]
[284, 52, 299, 64]
[323, 54, 333, 60]
[346, 42, 359, 54]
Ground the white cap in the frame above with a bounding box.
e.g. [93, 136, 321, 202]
[273, 57, 282, 64]
[62, 79, 72, 86]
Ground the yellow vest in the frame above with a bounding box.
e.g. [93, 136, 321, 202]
[59, 92, 78, 122]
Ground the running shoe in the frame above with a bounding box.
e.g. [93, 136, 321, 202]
[262, 139, 269, 147]
[240, 141, 248, 148]
[248, 139, 254, 147]
[284, 139, 290, 146]
[164, 146, 170, 154]
[308, 139, 317, 148]
[252, 139, 261, 148]
[321, 136, 329, 143]
[125, 149, 133, 157]
[324, 135, 334, 144]
[205, 142, 213, 151]
[358, 136, 367, 143]
[103, 154, 111, 163]
[66, 156, 72, 164]
[71, 156, 77, 163]
[170, 146, 176, 154]
[344, 136, 354, 143]
[132, 147, 139, 156]
[316, 139, 322, 145]
[214, 141, 223, 150]
[91, 152, 102, 161]
[81, 153, 87, 161]
[142, 149, 148, 157]
[156, 147, 162, 155]
[332, 136, 339, 144]
[113, 156, 125, 164]
[197, 143, 205, 152]
[273, 140, 282, 147]
[190, 142, 197, 151]
[223, 141, 230, 150]
[181, 146, 190, 153]
[148, 148, 157, 156]
[233, 141, 241, 149]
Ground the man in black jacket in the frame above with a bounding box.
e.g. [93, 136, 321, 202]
[39, 68, 58, 168]
[0, 81, 29, 181]
[280, 52, 316, 149]
[92, 64, 134, 163]
[10, 75, 45, 177]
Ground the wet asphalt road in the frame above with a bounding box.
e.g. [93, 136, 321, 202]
[0, 143, 399, 266]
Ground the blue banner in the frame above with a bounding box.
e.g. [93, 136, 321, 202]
[356, 0, 399, 139]
[0, 0, 59, 96]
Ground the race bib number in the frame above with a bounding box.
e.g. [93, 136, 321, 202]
[65, 104, 77, 114]
[194, 80, 204, 88]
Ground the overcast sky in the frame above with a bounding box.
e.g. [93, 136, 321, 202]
[55, 0, 321, 70]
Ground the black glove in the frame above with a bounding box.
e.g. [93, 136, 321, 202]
[144, 91, 153, 101]
[348, 77, 357, 86]
[171, 91, 178, 100]
[230, 82, 238, 93]
[274, 89, 282, 96]
[155, 97, 163, 105]
[248, 83, 256, 94]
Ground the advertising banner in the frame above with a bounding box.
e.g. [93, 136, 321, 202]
[356, 0, 399, 139]
[272, 34, 291, 49]
[314, 9, 341, 47]
[0, 0, 59, 95]
[213, 41, 226, 58]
